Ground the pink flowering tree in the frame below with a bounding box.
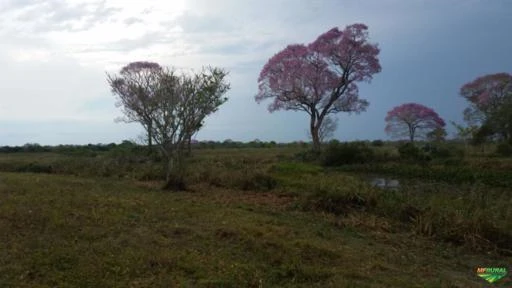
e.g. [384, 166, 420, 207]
[255, 23, 381, 150]
[385, 103, 446, 143]
[460, 73, 512, 141]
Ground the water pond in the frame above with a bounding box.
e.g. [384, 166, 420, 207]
[368, 177, 400, 189]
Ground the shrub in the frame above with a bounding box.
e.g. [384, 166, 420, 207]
[398, 143, 431, 163]
[306, 189, 374, 215]
[409, 204, 512, 254]
[427, 144, 465, 159]
[441, 158, 466, 166]
[300, 175, 377, 215]
[238, 172, 278, 191]
[270, 162, 322, 175]
[421, 143, 438, 154]
[495, 142, 512, 157]
[321, 141, 375, 166]
[372, 147, 399, 163]
[294, 150, 322, 163]
[16, 163, 53, 174]
[371, 140, 384, 147]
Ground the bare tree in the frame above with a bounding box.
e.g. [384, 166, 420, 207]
[182, 67, 229, 155]
[148, 66, 230, 190]
[107, 63, 230, 190]
[186, 121, 203, 155]
[107, 62, 162, 152]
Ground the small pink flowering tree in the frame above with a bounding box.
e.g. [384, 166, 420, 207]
[460, 73, 512, 141]
[385, 103, 446, 143]
[255, 23, 381, 150]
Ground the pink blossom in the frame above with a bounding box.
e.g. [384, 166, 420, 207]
[256, 24, 381, 114]
[385, 103, 445, 142]
[460, 73, 512, 111]
[255, 24, 381, 149]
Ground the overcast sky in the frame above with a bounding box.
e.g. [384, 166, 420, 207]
[0, 0, 511, 145]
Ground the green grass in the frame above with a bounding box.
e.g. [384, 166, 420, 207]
[332, 161, 512, 188]
[0, 147, 511, 287]
[1, 172, 509, 287]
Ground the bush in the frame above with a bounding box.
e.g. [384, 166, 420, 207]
[294, 150, 322, 163]
[426, 144, 465, 159]
[321, 141, 375, 166]
[440, 158, 466, 166]
[398, 143, 431, 163]
[371, 140, 384, 147]
[270, 162, 322, 175]
[372, 147, 399, 163]
[421, 143, 438, 154]
[299, 175, 377, 215]
[399, 142, 419, 158]
[495, 142, 512, 157]
[16, 163, 53, 174]
[238, 172, 278, 191]
[408, 202, 512, 254]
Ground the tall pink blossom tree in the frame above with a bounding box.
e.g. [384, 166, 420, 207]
[255, 23, 381, 150]
[460, 73, 512, 141]
[385, 103, 446, 142]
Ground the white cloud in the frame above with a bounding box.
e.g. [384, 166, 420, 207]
[0, 0, 509, 144]
[0, 56, 112, 121]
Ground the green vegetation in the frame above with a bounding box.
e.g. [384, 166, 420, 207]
[0, 143, 511, 287]
[321, 141, 375, 166]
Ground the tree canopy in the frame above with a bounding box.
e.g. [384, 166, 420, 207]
[460, 73, 512, 141]
[385, 103, 446, 142]
[108, 63, 230, 190]
[255, 23, 381, 150]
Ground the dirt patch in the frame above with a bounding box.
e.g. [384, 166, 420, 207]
[208, 190, 296, 208]
[134, 181, 295, 208]
[134, 180, 163, 190]
[183, 184, 296, 208]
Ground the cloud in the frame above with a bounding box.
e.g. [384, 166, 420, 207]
[0, 53, 113, 122]
[123, 17, 143, 26]
[4, 0, 119, 33]
[0, 0, 510, 145]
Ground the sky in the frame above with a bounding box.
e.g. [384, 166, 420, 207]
[0, 0, 511, 145]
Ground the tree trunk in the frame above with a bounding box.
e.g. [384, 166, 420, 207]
[147, 121, 153, 155]
[310, 115, 321, 151]
[163, 153, 186, 191]
[186, 134, 192, 156]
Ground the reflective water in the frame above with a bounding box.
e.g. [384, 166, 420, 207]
[369, 177, 400, 189]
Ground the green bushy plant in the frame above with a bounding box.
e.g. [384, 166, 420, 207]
[427, 144, 465, 159]
[238, 172, 278, 191]
[321, 141, 375, 166]
[398, 142, 431, 163]
[371, 140, 384, 147]
[294, 150, 322, 163]
[495, 142, 512, 157]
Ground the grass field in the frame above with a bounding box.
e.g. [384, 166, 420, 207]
[0, 146, 511, 287]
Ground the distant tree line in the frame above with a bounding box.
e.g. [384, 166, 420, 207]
[1, 138, 471, 154]
[0, 140, 317, 154]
